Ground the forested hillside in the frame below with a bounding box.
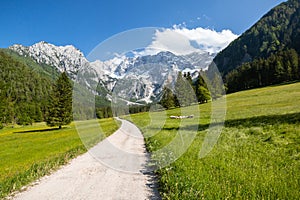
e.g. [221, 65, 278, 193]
[214, 0, 300, 74]
[212, 0, 300, 92]
[226, 48, 299, 92]
[2, 49, 60, 80]
[0, 50, 53, 126]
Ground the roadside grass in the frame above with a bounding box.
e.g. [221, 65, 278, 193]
[129, 82, 300, 199]
[0, 118, 120, 199]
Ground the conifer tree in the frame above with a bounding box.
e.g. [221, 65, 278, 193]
[194, 73, 211, 103]
[185, 72, 193, 85]
[160, 86, 176, 109]
[175, 72, 196, 107]
[46, 72, 72, 129]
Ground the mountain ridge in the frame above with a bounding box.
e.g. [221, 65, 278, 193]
[213, 0, 300, 75]
[9, 41, 214, 103]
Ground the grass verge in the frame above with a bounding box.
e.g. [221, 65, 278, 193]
[128, 82, 300, 199]
[0, 118, 120, 199]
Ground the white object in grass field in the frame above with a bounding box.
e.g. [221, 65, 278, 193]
[170, 115, 194, 119]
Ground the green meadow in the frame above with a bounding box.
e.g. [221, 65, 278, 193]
[1, 82, 299, 199]
[128, 82, 300, 199]
[0, 118, 119, 199]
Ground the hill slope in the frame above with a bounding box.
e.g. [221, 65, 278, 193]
[213, 0, 300, 75]
[1, 48, 60, 80]
[0, 50, 53, 125]
[128, 82, 300, 199]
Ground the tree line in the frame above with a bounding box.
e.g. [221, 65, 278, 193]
[225, 48, 300, 93]
[160, 71, 211, 109]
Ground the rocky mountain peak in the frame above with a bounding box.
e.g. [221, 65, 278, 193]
[9, 41, 214, 103]
[9, 42, 89, 78]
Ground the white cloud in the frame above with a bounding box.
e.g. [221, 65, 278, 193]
[140, 26, 239, 56]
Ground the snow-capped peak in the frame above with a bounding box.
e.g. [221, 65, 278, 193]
[9, 41, 215, 103]
[9, 41, 89, 78]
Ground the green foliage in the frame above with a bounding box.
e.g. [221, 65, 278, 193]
[160, 86, 177, 109]
[129, 104, 151, 114]
[160, 71, 212, 109]
[202, 66, 225, 99]
[194, 71, 211, 103]
[214, 0, 300, 93]
[129, 82, 300, 199]
[0, 51, 52, 126]
[174, 72, 197, 107]
[196, 86, 210, 103]
[1, 49, 60, 80]
[213, 0, 300, 75]
[96, 106, 113, 118]
[183, 72, 193, 85]
[46, 72, 73, 128]
[72, 82, 97, 121]
[226, 49, 300, 93]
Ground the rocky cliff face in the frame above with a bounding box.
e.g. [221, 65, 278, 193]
[9, 42, 214, 103]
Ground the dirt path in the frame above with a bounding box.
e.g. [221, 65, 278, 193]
[13, 119, 160, 200]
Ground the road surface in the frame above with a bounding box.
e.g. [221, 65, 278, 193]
[13, 119, 160, 200]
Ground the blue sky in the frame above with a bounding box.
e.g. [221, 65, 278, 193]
[1, 0, 285, 55]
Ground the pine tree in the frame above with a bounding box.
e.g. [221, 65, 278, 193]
[46, 72, 73, 129]
[174, 72, 196, 107]
[194, 72, 211, 103]
[206, 71, 225, 99]
[185, 72, 193, 85]
[160, 86, 176, 109]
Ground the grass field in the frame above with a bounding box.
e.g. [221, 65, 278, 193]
[128, 82, 300, 199]
[0, 118, 120, 199]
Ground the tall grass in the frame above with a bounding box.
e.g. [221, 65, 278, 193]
[0, 118, 119, 199]
[129, 82, 300, 199]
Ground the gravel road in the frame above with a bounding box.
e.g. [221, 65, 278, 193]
[13, 119, 160, 200]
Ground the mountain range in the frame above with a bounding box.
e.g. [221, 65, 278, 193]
[9, 42, 214, 103]
[1, 0, 299, 119]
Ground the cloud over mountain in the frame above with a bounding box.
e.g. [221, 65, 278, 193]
[141, 26, 238, 55]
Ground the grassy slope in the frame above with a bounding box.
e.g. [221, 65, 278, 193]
[129, 82, 300, 199]
[0, 118, 120, 198]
